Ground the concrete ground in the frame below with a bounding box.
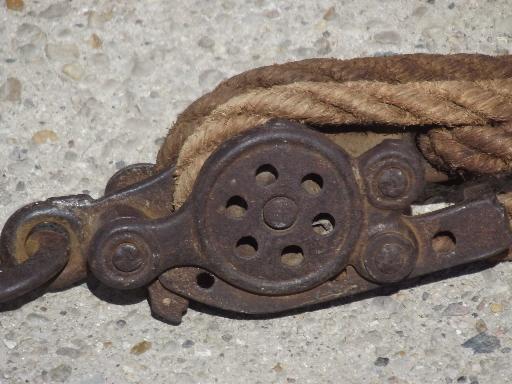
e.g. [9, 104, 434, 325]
[1, 1, 512, 383]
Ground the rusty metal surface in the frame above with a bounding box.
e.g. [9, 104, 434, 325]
[0, 165, 175, 297]
[1, 119, 512, 324]
[191, 120, 363, 295]
[159, 266, 377, 315]
[148, 280, 189, 325]
[0, 225, 69, 302]
[407, 197, 512, 275]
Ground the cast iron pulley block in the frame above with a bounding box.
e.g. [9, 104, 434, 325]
[1, 119, 511, 324]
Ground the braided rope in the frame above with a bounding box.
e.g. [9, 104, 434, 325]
[170, 78, 512, 206]
[153, 54, 512, 208]
[157, 54, 512, 168]
[418, 122, 512, 174]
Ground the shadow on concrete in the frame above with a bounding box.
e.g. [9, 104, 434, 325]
[0, 259, 501, 324]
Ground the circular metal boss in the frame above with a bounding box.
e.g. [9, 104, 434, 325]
[191, 120, 363, 295]
[89, 219, 160, 290]
[263, 196, 299, 230]
[363, 232, 417, 284]
[360, 140, 424, 210]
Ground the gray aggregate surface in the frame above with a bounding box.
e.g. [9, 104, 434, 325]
[1, 1, 512, 383]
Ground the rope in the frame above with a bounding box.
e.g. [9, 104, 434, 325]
[418, 122, 512, 173]
[157, 54, 512, 167]
[154, 54, 512, 208]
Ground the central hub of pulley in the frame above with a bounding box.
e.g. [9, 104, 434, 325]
[263, 196, 298, 230]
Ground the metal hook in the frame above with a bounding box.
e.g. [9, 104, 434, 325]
[0, 223, 70, 303]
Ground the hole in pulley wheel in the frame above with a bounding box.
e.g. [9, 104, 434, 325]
[255, 164, 278, 186]
[225, 196, 248, 218]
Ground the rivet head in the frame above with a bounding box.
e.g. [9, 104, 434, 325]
[112, 243, 144, 273]
[374, 241, 410, 275]
[377, 167, 408, 198]
[364, 232, 416, 283]
[263, 196, 298, 230]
